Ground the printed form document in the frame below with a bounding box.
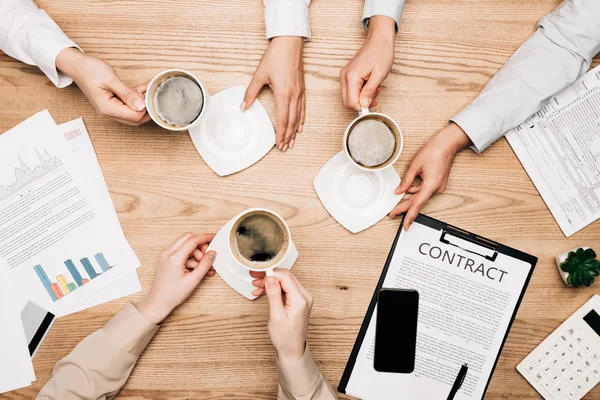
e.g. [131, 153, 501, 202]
[506, 65, 600, 237]
[342, 219, 535, 399]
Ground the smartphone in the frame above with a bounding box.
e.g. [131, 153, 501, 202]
[374, 288, 419, 373]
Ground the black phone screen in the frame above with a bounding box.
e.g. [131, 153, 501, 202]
[374, 288, 419, 373]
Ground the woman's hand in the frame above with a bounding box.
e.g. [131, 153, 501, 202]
[136, 233, 216, 324]
[56, 48, 151, 126]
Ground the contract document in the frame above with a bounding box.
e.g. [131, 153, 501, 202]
[506, 65, 600, 237]
[339, 215, 536, 400]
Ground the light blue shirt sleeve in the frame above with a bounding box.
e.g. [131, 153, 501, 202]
[0, 0, 79, 88]
[263, 0, 311, 40]
[452, 0, 600, 153]
[362, 0, 406, 32]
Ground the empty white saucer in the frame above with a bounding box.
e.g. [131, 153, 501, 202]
[207, 215, 298, 300]
[314, 151, 404, 233]
[189, 85, 275, 176]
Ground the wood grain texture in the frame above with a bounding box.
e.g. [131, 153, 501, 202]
[1, 0, 599, 398]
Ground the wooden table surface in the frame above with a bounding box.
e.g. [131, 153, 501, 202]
[1, 0, 599, 398]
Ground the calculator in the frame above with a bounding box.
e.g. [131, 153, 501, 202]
[517, 295, 600, 399]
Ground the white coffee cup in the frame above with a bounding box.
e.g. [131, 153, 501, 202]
[145, 69, 209, 131]
[343, 107, 403, 171]
[228, 208, 291, 277]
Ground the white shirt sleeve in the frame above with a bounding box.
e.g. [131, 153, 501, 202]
[451, 0, 600, 153]
[362, 0, 406, 32]
[263, 0, 311, 40]
[0, 0, 79, 88]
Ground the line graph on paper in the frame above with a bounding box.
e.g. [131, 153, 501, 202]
[0, 149, 63, 201]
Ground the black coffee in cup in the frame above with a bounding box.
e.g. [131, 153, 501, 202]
[347, 117, 397, 168]
[230, 210, 289, 270]
[153, 75, 204, 127]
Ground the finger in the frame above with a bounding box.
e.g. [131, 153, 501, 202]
[252, 279, 265, 288]
[340, 69, 348, 109]
[403, 186, 436, 230]
[407, 185, 420, 194]
[99, 96, 148, 124]
[275, 95, 290, 150]
[167, 233, 194, 253]
[264, 276, 286, 320]
[200, 243, 209, 254]
[192, 249, 203, 261]
[389, 198, 412, 218]
[106, 77, 146, 112]
[397, 162, 422, 194]
[250, 270, 266, 279]
[272, 269, 305, 305]
[283, 97, 299, 150]
[242, 73, 266, 111]
[286, 270, 311, 303]
[369, 99, 378, 108]
[134, 80, 151, 95]
[207, 269, 216, 276]
[172, 235, 216, 261]
[346, 72, 365, 111]
[185, 259, 199, 269]
[359, 71, 386, 109]
[252, 287, 265, 297]
[298, 92, 306, 134]
[373, 85, 383, 99]
[188, 250, 216, 283]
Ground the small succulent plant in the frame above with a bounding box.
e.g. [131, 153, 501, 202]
[559, 248, 600, 288]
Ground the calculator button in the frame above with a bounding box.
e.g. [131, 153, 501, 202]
[574, 334, 584, 345]
[551, 341, 562, 351]
[552, 384, 566, 398]
[540, 376, 553, 391]
[565, 372, 577, 386]
[542, 364, 552, 375]
[591, 367, 599, 377]
[558, 363, 569, 376]
[582, 358, 593, 369]
[534, 372, 544, 381]
[574, 365, 586, 377]
[565, 341, 577, 353]
[566, 327, 576, 336]
[542, 345, 554, 358]
[574, 350, 585, 361]
[581, 374, 592, 386]
[549, 373, 561, 384]
[574, 382, 584, 393]
[559, 334, 569, 344]
[525, 362, 536, 373]
[565, 389, 577, 399]
[550, 356, 561, 367]
[565, 356, 578, 369]
[559, 349, 569, 360]
[590, 352, 599, 363]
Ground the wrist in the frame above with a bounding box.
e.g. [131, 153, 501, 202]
[366, 15, 396, 43]
[55, 47, 86, 81]
[136, 294, 173, 325]
[276, 342, 306, 364]
[440, 122, 472, 153]
[271, 36, 304, 50]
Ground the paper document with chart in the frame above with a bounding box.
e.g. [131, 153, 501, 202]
[339, 214, 536, 400]
[506, 65, 600, 237]
[58, 118, 141, 313]
[0, 111, 138, 317]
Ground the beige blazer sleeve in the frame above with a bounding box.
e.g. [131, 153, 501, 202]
[277, 345, 338, 400]
[37, 302, 159, 400]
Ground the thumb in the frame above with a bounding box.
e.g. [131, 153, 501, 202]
[107, 76, 146, 112]
[265, 276, 286, 320]
[396, 162, 420, 194]
[241, 73, 265, 111]
[359, 71, 386, 109]
[189, 250, 216, 283]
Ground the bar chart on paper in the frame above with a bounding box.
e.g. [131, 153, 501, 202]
[33, 253, 113, 302]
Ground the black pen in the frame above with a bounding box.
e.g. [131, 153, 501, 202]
[447, 363, 468, 400]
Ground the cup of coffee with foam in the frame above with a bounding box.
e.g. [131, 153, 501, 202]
[145, 69, 209, 131]
[343, 107, 402, 171]
[229, 208, 291, 276]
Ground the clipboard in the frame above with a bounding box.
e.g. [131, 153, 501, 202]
[338, 213, 537, 399]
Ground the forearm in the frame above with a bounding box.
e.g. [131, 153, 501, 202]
[277, 345, 337, 400]
[452, 0, 600, 153]
[0, 0, 79, 88]
[362, 0, 406, 31]
[37, 303, 159, 400]
[263, 0, 311, 40]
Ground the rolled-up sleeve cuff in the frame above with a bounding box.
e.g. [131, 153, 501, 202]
[362, 0, 405, 32]
[103, 302, 160, 357]
[451, 104, 499, 154]
[277, 344, 321, 395]
[30, 26, 80, 88]
[264, 1, 311, 40]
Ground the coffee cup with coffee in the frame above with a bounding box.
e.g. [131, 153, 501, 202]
[145, 69, 209, 131]
[228, 208, 291, 276]
[343, 107, 402, 171]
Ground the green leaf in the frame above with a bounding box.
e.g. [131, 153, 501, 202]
[562, 248, 599, 288]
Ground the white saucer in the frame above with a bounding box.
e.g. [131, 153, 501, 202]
[207, 215, 298, 300]
[314, 151, 404, 233]
[188, 85, 275, 176]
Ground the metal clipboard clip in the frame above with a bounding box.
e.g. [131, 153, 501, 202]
[439, 226, 499, 262]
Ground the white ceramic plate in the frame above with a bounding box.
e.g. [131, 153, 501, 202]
[188, 85, 275, 176]
[207, 213, 298, 300]
[314, 151, 403, 233]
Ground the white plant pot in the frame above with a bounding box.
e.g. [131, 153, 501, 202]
[555, 247, 590, 287]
